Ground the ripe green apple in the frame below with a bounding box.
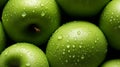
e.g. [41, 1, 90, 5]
[99, 0, 120, 50]
[2, 0, 60, 46]
[101, 59, 120, 67]
[46, 21, 107, 67]
[56, 0, 110, 17]
[0, 43, 49, 67]
[0, 21, 6, 53]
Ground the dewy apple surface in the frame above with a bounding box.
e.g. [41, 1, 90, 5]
[2, 0, 60, 46]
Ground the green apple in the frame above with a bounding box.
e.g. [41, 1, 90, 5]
[0, 43, 49, 67]
[101, 59, 120, 67]
[2, 0, 60, 46]
[56, 0, 110, 17]
[46, 21, 107, 67]
[99, 0, 120, 50]
[0, 21, 6, 53]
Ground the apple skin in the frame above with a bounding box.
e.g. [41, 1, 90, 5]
[101, 59, 120, 67]
[99, 0, 120, 50]
[0, 22, 6, 54]
[56, 0, 110, 17]
[46, 21, 107, 67]
[2, 0, 60, 46]
[0, 43, 49, 67]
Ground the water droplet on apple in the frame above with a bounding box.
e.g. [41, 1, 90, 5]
[62, 62, 64, 64]
[110, 19, 113, 23]
[23, 8, 26, 10]
[91, 46, 94, 49]
[32, 10, 35, 13]
[118, 21, 120, 23]
[118, 25, 120, 29]
[75, 62, 78, 65]
[94, 40, 97, 44]
[111, 12, 114, 15]
[66, 40, 69, 42]
[116, 15, 119, 17]
[67, 45, 70, 48]
[4, 14, 7, 17]
[34, 6, 37, 9]
[79, 45, 82, 48]
[74, 38, 77, 41]
[77, 31, 81, 35]
[77, 55, 80, 58]
[4, 51, 8, 56]
[14, 11, 17, 14]
[41, 11, 45, 16]
[65, 60, 68, 63]
[63, 49, 65, 51]
[114, 25, 120, 29]
[96, 38, 99, 41]
[72, 55, 75, 58]
[81, 55, 85, 59]
[104, 49, 107, 53]
[111, 16, 113, 18]
[77, 59, 80, 62]
[22, 12, 27, 18]
[68, 50, 70, 53]
[41, 3, 44, 7]
[69, 55, 72, 58]
[113, 18, 116, 21]
[59, 58, 61, 61]
[58, 35, 63, 40]
[72, 45, 75, 48]
[6, 19, 8, 22]
[20, 54, 22, 57]
[10, 14, 13, 17]
[62, 51, 65, 55]
[25, 63, 31, 67]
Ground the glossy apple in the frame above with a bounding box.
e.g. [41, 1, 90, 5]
[46, 21, 107, 67]
[99, 0, 120, 50]
[56, 0, 110, 17]
[101, 59, 120, 67]
[0, 43, 49, 67]
[2, 0, 60, 46]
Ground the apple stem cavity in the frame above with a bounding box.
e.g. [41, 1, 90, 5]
[7, 59, 21, 67]
[28, 24, 41, 33]
[8, 62, 20, 67]
[34, 26, 40, 32]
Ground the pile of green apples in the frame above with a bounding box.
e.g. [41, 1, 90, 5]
[1, 0, 120, 67]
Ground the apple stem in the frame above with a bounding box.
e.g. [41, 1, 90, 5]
[34, 27, 40, 32]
